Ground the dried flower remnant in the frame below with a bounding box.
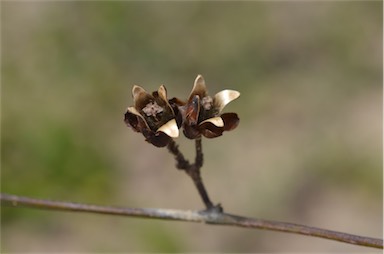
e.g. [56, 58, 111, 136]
[124, 75, 241, 210]
[181, 75, 240, 139]
[124, 85, 179, 147]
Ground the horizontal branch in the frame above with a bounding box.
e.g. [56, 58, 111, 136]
[1, 193, 382, 249]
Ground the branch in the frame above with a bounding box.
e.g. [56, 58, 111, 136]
[1, 193, 382, 249]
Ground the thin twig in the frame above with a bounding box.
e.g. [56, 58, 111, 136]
[167, 139, 190, 170]
[167, 138, 216, 210]
[189, 137, 216, 210]
[195, 137, 203, 168]
[1, 193, 382, 249]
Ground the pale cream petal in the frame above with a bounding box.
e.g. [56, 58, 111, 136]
[200, 116, 224, 127]
[213, 90, 240, 113]
[188, 74, 207, 100]
[157, 119, 179, 138]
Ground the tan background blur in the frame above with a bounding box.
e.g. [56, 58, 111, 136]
[1, 1, 382, 252]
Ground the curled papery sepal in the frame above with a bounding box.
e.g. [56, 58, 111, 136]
[132, 85, 153, 110]
[200, 116, 224, 128]
[213, 90, 240, 113]
[198, 122, 223, 138]
[157, 85, 176, 115]
[132, 85, 146, 99]
[126, 106, 141, 117]
[157, 119, 179, 138]
[157, 85, 168, 101]
[124, 106, 150, 132]
[189, 74, 208, 100]
[143, 129, 171, 147]
[221, 113, 240, 131]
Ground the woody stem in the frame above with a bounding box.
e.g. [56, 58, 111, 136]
[190, 137, 214, 209]
[167, 139, 190, 169]
[167, 138, 219, 211]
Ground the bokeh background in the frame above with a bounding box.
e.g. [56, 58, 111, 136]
[1, 1, 382, 252]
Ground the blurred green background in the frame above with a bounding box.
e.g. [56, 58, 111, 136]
[1, 1, 382, 252]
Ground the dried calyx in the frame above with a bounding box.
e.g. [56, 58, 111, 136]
[124, 85, 180, 147]
[181, 75, 240, 139]
[124, 75, 240, 147]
